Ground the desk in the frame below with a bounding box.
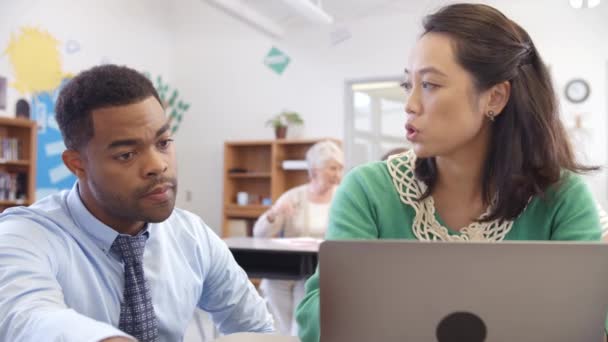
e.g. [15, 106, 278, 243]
[214, 332, 299, 342]
[224, 237, 320, 280]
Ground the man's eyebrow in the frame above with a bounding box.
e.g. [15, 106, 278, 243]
[156, 122, 171, 138]
[107, 139, 140, 150]
[107, 122, 171, 150]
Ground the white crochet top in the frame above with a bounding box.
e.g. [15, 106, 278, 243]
[386, 150, 514, 242]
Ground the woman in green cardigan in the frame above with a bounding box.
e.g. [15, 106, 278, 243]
[295, 3, 602, 342]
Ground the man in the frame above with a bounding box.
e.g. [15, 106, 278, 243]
[0, 65, 274, 341]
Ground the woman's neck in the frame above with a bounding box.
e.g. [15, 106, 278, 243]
[429, 132, 492, 230]
[308, 181, 333, 203]
[434, 130, 490, 203]
[435, 155, 483, 203]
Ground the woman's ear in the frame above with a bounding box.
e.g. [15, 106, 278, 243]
[309, 168, 318, 180]
[485, 80, 511, 118]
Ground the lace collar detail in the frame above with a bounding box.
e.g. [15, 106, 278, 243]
[386, 150, 514, 241]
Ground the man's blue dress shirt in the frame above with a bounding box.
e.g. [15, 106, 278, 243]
[0, 184, 274, 341]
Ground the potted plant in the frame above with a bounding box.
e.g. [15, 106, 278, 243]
[265, 110, 304, 139]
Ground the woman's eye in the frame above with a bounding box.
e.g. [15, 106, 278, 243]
[422, 81, 438, 90]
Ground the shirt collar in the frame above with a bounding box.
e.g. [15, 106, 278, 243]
[67, 182, 150, 255]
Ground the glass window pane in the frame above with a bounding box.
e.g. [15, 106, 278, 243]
[354, 91, 371, 132]
[380, 98, 405, 138]
[350, 138, 373, 167]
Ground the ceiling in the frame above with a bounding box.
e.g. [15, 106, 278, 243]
[250, 0, 414, 27]
[211, 1, 607, 34]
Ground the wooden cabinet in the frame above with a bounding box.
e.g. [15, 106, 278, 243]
[222, 138, 340, 237]
[0, 117, 36, 212]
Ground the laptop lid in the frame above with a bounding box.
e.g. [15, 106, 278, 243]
[319, 240, 608, 341]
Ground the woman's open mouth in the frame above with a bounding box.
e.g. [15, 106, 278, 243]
[406, 124, 419, 141]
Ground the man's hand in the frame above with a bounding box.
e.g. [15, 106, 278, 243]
[101, 337, 134, 342]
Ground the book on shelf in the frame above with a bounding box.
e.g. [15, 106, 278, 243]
[0, 171, 27, 202]
[281, 160, 307, 170]
[0, 137, 22, 161]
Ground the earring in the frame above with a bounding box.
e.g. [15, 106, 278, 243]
[487, 110, 495, 122]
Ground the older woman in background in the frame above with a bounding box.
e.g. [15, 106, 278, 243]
[253, 140, 344, 336]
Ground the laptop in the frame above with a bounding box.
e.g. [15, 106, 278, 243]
[319, 240, 608, 341]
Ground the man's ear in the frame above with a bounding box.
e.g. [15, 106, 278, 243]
[62, 149, 87, 179]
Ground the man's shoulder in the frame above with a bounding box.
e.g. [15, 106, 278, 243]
[0, 207, 70, 251]
[167, 207, 204, 225]
[159, 208, 226, 255]
[162, 207, 217, 237]
[0, 192, 71, 235]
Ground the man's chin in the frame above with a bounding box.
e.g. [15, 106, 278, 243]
[142, 205, 175, 223]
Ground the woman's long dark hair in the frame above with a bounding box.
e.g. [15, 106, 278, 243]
[415, 3, 597, 222]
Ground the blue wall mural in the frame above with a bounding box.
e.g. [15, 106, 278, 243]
[4, 27, 190, 200]
[32, 80, 76, 199]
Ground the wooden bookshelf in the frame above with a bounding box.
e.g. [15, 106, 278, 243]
[224, 204, 270, 219]
[228, 172, 271, 179]
[0, 117, 36, 212]
[0, 160, 30, 166]
[222, 138, 340, 237]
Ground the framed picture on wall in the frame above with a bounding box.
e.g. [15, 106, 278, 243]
[0, 76, 7, 111]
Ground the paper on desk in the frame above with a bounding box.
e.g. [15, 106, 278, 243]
[214, 332, 299, 341]
[271, 237, 323, 247]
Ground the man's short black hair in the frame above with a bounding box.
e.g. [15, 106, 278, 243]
[55, 64, 162, 150]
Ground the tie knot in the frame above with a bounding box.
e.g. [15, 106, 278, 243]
[111, 234, 148, 263]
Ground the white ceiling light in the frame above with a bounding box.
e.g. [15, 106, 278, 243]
[569, 0, 602, 8]
[205, 0, 285, 38]
[280, 0, 334, 25]
[569, 0, 584, 8]
[352, 82, 400, 91]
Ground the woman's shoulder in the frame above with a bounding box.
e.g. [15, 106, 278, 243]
[548, 170, 592, 200]
[349, 160, 389, 177]
[281, 184, 309, 198]
[348, 150, 414, 182]
[525, 170, 595, 215]
[341, 157, 416, 201]
[343, 161, 392, 189]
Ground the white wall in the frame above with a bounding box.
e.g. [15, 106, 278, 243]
[496, 0, 608, 210]
[171, 0, 608, 232]
[0, 0, 177, 100]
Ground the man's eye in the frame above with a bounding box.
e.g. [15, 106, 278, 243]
[158, 139, 174, 150]
[116, 152, 135, 161]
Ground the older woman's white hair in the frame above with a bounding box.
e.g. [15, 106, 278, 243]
[306, 140, 343, 176]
